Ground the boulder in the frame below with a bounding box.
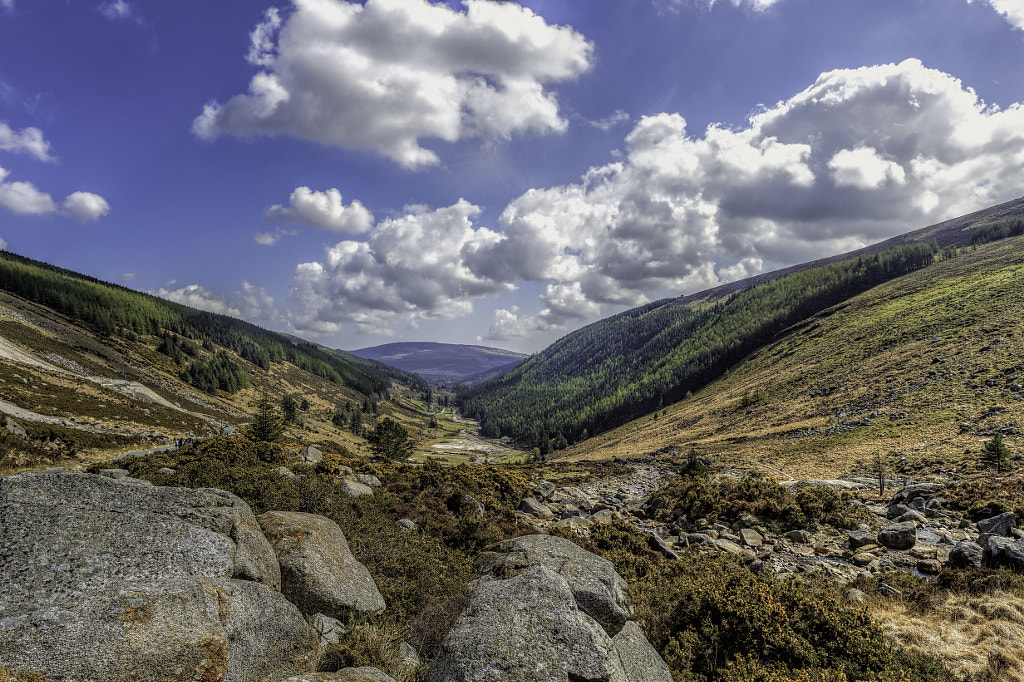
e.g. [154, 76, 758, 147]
[518, 496, 554, 517]
[258, 511, 385, 618]
[339, 478, 374, 498]
[948, 541, 984, 569]
[299, 446, 323, 464]
[784, 530, 811, 543]
[311, 613, 347, 647]
[355, 473, 382, 488]
[4, 416, 27, 441]
[977, 512, 1017, 537]
[475, 533, 631, 635]
[0, 471, 313, 682]
[425, 565, 627, 682]
[396, 518, 418, 533]
[648, 532, 680, 559]
[983, 536, 1024, 571]
[878, 522, 917, 550]
[219, 425, 238, 436]
[610, 621, 673, 682]
[847, 530, 877, 549]
[739, 528, 763, 547]
[532, 479, 556, 501]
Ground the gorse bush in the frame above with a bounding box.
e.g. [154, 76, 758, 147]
[647, 474, 870, 531]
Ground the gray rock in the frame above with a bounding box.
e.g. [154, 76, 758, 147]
[532, 479, 556, 501]
[219, 425, 237, 436]
[461, 493, 486, 519]
[611, 621, 672, 682]
[355, 473, 382, 487]
[887, 503, 911, 520]
[739, 528, 763, 547]
[848, 530, 877, 548]
[425, 565, 627, 682]
[893, 510, 927, 524]
[5, 416, 27, 441]
[682, 532, 716, 547]
[299, 445, 323, 464]
[878, 522, 918, 550]
[714, 538, 747, 555]
[977, 512, 1017, 536]
[277, 466, 298, 480]
[0, 471, 312, 682]
[983, 536, 1024, 571]
[845, 588, 866, 603]
[518, 496, 554, 517]
[311, 613, 347, 647]
[399, 641, 422, 667]
[156, 467, 176, 475]
[784, 529, 811, 543]
[948, 541, 984, 569]
[98, 468, 130, 478]
[339, 478, 374, 497]
[396, 518, 418, 533]
[548, 486, 588, 503]
[258, 511, 385, 618]
[648, 532, 680, 559]
[889, 483, 943, 505]
[591, 509, 617, 524]
[476, 534, 631, 635]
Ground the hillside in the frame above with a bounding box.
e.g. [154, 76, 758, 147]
[350, 341, 527, 385]
[564, 233, 1024, 479]
[459, 197, 1024, 451]
[0, 252, 441, 473]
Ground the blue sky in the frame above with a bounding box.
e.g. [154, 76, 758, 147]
[1, 0, 1023, 353]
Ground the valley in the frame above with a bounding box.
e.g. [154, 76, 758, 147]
[3, 203, 1024, 681]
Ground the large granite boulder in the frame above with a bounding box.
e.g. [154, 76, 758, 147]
[258, 511, 386, 618]
[977, 512, 1017, 536]
[983, 536, 1024, 571]
[0, 471, 315, 682]
[611, 621, 673, 682]
[475, 533, 631, 635]
[878, 521, 917, 550]
[426, 565, 627, 682]
[948, 540, 984, 569]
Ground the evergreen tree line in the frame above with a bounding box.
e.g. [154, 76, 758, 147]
[970, 217, 1024, 246]
[0, 251, 391, 396]
[458, 242, 939, 449]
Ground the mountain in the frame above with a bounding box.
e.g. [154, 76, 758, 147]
[349, 342, 528, 385]
[458, 197, 1024, 452]
[0, 251, 426, 473]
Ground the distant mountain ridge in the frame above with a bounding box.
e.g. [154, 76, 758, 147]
[349, 342, 527, 385]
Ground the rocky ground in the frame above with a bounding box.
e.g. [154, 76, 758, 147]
[515, 458, 1024, 585]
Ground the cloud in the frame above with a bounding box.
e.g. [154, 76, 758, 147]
[153, 281, 281, 326]
[254, 227, 299, 246]
[119, 272, 140, 282]
[0, 122, 54, 162]
[155, 284, 243, 318]
[63, 191, 110, 223]
[98, 0, 141, 22]
[193, 0, 593, 168]
[288, 199, 511, 335]
[266, 186, 374, 234]
[970, 0, 1024, 30]
[0, 167, 57, 215]
[657, 0, 783, 13]
[0, 236, 7, 251]
[590, 109, 631, 132]
[0, 0, 12, 12]
[462, 58, 1024, 332]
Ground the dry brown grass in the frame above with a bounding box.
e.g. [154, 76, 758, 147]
[870, 591, 1024, 681]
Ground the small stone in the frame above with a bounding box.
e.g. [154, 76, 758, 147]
[845, 588, 866, 603]
[738, 528, 763, 547]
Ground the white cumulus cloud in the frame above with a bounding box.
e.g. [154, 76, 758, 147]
[0, 167, 57, 215]
[266, 186, 374, 234]
[155, 284, 243, 318]
[0, 122, 54, 162]
[63, 191, 110, 223]
[154, 281, 281, 326]
[969, 0, 1024, 30]
[193, 0, 593, 168]
[464, 58, 1024, 332]
[288, 199, 511, 335]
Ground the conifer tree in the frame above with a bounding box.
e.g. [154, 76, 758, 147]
[981, 434, 1012, 473]
[250, 394, 284, 443]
